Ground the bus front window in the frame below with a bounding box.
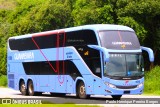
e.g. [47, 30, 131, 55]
[104, 54, 144, 77]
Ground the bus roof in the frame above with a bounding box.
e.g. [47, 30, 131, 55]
[9, 24, 134, 39]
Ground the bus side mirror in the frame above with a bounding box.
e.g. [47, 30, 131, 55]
[88, 45, 109, 62]
[141, 46, 154, 62]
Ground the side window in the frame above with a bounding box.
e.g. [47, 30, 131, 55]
[66, 30, 84, 46]
[84, 54, 101, 78]
[23, 61, 56, 75]
[21, 38, 36, 50]
[23, 62, 40, 75]
[66, 30, 101, 77]
[83, 30, 98, 45]
[23, 60, 81, 77]
[66, 30, 98, 46]
[9, 34, 58, 51]
[92, 58, 101, 77]
[9, 30, 97, 50]
[32, 34, 57, 49]
[65, 61, 81, 80]
[9, 38, 37, 51]
[9, 39, 20, 50]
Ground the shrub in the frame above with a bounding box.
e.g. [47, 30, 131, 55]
[144, 66, 160, 95]
[0, 75, 7, 87]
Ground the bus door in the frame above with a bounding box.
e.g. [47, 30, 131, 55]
[55, 31, 67, 92]
[92, 57, 103, 95]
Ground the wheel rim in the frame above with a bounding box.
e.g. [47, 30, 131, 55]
[21, 82, 25, 93]
[29, 82, 33, 94]
[79, 85, 85, 95]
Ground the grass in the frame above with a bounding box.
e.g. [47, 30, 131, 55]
[144, 66, 160, 95]
[0, 75, 7, 87]
[41, 100, 55, 104]
[0, 0, 16, 10]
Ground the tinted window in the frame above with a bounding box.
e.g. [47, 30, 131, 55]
[9, 34, 59, 51]
[23, 60, 81, 76]
[85, 58, 101, 77]
[99, 31, 140, 50]
[9, 30, 97, 51]
[66, 30, 98, 46]
[9, 38, 36, 51]
[75, 46, 100, 59]
[65, 61, 81, 80]
[33, 34, 57, 49]
[23, 60, 82, 80]
[23, 61, 55, 75]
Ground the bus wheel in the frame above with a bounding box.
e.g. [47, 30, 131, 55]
[111, 95, 122, 100]
[20, 80, 27, 95]
[77, 81, 90, 99]
[28, 80, 35, 96]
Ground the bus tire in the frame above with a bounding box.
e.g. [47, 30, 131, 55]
[111, 95, 122, 100]
[77, 81, 90, 99]
[27, 80, 35, 96]
[20, 80, 27, 95]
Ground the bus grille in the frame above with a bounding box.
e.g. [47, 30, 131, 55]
[116, 85, 137, 89]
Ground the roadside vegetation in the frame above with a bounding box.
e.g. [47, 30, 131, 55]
[0, 75, 7, 87]
[0, 0, 160, 96]
[144, 66, 160, 95]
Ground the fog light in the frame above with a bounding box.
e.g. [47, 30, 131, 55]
[105, 82, 116, 88]
[137, 83, 143, 88]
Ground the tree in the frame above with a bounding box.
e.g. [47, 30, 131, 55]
[72, 0, 115, 26]
[11, 0, 72, 35]
[117, 0, 160, 66]
[0, 0, 73, 75]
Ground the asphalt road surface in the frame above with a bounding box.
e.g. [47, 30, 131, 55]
[0, 87, 160, 107]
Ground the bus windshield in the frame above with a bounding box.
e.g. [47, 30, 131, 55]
[99, 31, 140, 50]
[104, 54, 144, 77]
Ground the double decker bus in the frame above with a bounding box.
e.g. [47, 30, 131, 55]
[7, 24, 154, 99]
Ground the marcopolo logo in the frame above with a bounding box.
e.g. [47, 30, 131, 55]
[14, 52, 34, 60]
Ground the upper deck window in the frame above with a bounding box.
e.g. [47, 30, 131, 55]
[66, 30, 98, 46]
[9, 30, 98, 51]
[9, 34, 57, 51]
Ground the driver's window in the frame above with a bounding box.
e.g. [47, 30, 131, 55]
[92, 58, 101, 77]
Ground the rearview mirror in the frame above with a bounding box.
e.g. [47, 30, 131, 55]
[141, 46, 154, 62]
[88, 45, 109, 62]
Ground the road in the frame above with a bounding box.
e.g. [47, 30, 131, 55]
[0, 87, 160, 107]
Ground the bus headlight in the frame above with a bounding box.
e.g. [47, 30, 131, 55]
[137, 83, 143, 88]
[105, 82, 116, 88]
